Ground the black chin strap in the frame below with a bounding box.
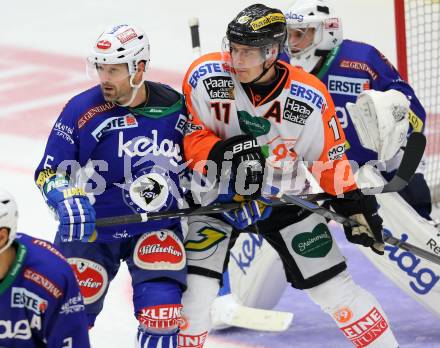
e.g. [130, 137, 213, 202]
[249, 59, 277, 85]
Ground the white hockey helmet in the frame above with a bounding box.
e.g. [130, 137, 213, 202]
[284, 0, 343, 72]
[0, 190, 18, 254]
[87, 24, 150, 78]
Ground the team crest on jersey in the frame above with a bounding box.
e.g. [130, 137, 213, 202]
[124, 171, 171, 212]
[203, 76, 234, 100]
[91, 114, 138, 141]
[134, 231, 186, 270]
[68, 258, 108, 305]
[283, 98, 313, 125]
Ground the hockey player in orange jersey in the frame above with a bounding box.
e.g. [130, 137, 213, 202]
[178, 4, 398, 348]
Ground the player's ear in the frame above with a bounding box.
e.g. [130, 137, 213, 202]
[0, 227, 9, 249]
[133, 61, 146, 84]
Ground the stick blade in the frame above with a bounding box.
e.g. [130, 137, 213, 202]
[222, 305, 293, 332]
[384, 132, 426, 192]
[212, 295, 293, 332]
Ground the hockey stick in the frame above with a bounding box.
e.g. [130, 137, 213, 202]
[188, 17, 201, 58]
[96, 132, 425, 227]
[302, 132, 426, 201]
[276, 192, 440, 266]
[211, 294, 293, 332]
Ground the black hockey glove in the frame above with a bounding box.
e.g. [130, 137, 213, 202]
[330, 189, 385, 255]
[208, 134, 265, 199]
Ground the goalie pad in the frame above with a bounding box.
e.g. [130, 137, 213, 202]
[354, 166, 440, 318]
[346, 89, 410, 161]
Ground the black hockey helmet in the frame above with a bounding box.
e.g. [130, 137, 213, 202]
[226, 4, 287, 50]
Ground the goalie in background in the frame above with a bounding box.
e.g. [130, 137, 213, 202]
[282, 0, 430, 219]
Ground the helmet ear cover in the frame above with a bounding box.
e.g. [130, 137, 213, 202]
[0, 191, 18, 254]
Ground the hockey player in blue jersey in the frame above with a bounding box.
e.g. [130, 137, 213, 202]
[35, 24, 188, 347]
[0, 190, 90, 348]
[283, 0, 431, 219]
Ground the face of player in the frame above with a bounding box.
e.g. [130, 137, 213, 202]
[287, 27, 316, 55]
[229, 42, 277, 84]
[95, 63, 144, 105]
[95, 63, 133, 103]
[0, 228, 7, 251]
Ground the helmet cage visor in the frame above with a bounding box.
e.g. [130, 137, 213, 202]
[286, 22, 323, 57]
[86, 61, 134, 83]
[222, 36, 278, 70]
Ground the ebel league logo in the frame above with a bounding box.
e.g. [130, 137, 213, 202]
[384, 228, 440, 295]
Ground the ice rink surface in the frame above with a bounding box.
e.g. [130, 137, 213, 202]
[1, 0, 440, 347]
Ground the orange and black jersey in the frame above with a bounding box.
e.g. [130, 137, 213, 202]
[182, 52, 356, 196]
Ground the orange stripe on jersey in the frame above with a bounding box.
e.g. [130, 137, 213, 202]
[289, 66, 357, 195]
[182, 53, 223, 172]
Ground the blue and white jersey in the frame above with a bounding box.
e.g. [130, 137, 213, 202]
[281, 39, 426, 167]
[0, 233, 90, 348]
[35, 82, 188, 242]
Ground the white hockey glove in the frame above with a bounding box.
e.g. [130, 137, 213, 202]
[346, 89, 410, 161]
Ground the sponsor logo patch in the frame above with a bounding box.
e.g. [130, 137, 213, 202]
[11, 287, 48, 315]
[137, 304, 183, 329]
[118, 129, 182, 166]
[189, 62, 223, 88]
[24, 268, 63, 299]
[384, 230, 440, 295]
[59, 293, 85, 315]
[284, 12, 304, 22]
[175, 114, 203, 135]
[53, 121, 74, 144]
[35, 169, 56, 188]
[339, 60, 378, 80]
[230, 233, 264, 275]
[96, 40, 111, 50]
[324, 17, 340, 29]
[340, 307, 388, 347]
[327, 143, 346, 160]
[91, 114, 138, 141]
[0, 318, 41, 340]
[292, 223, 333, 258]
[178, 332, 209, 348]
[238, 110, 271, 136]
[283, 97, 313, 125]
[78, 102, 116, 128]
[334, 307, 353, 324]
[134, 230, 185, 270]
[32, 239, 65, 260]
[328, 75, 370, 96]
[203, 76, 234, 100]
[116, 28, 138, 44]
[290, 83, 325, 109]
[68, 258, 108, 305]
[250, 13, 285, 31]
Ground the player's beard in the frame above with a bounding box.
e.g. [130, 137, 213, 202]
[101, 83, 130, 104]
